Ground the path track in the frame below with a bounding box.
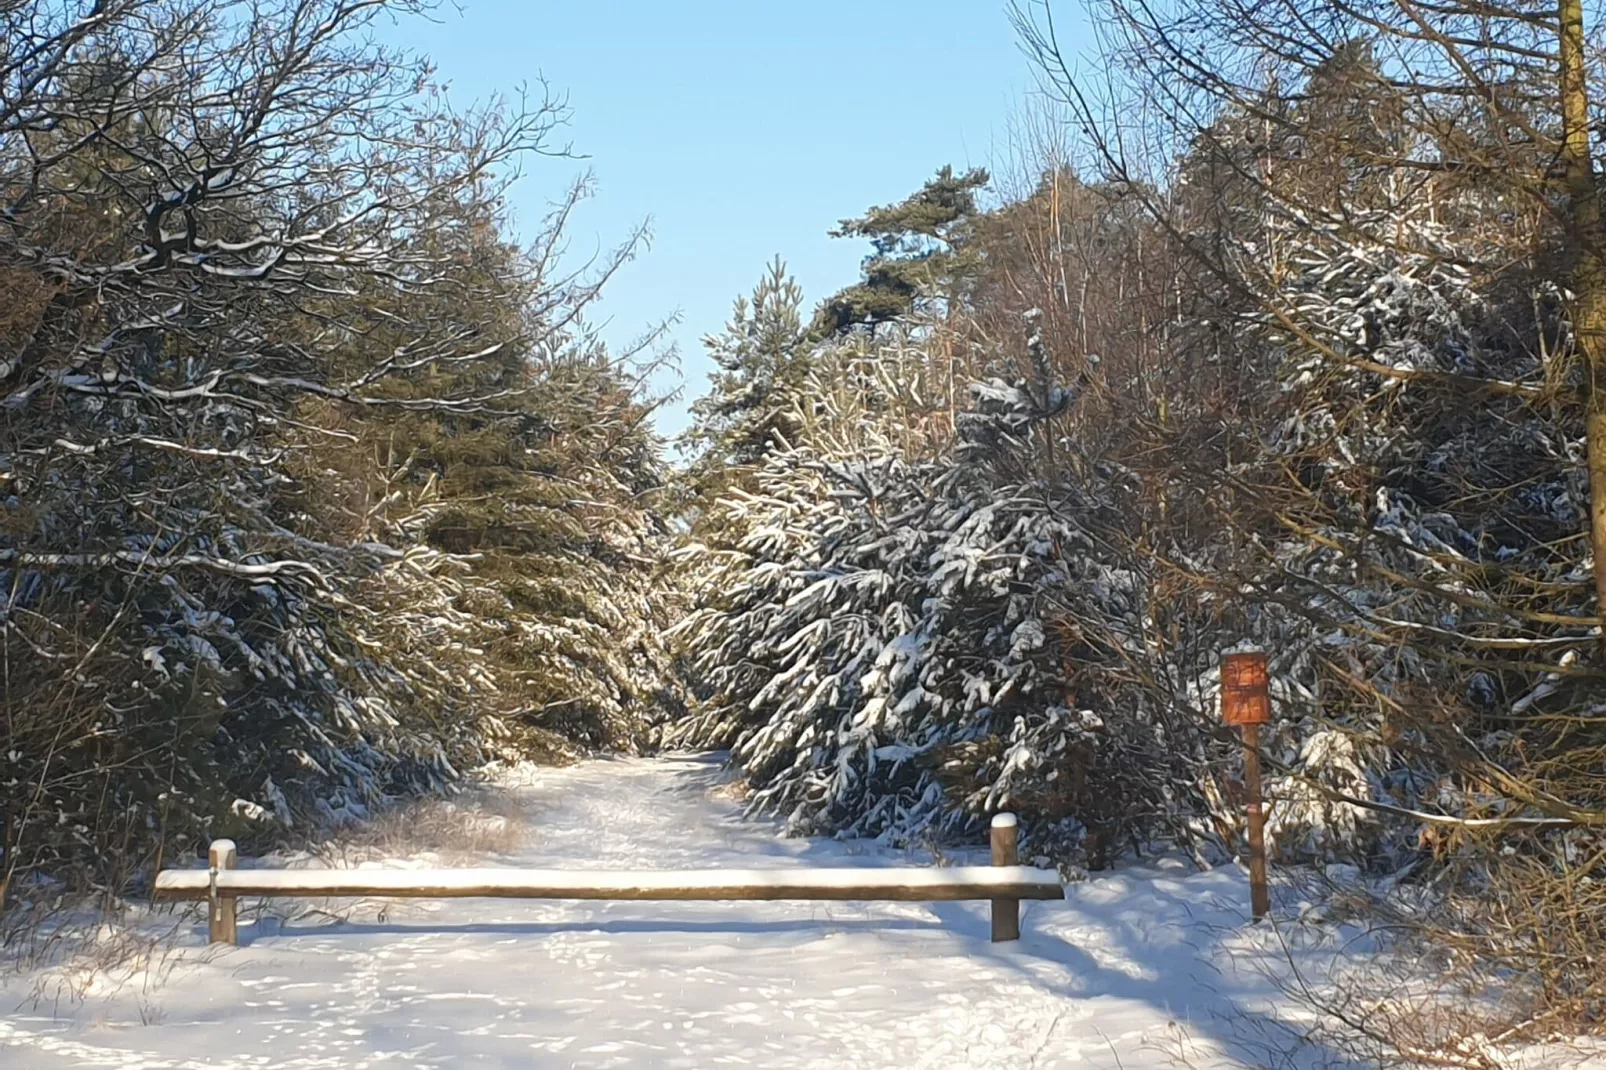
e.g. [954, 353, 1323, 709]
[1, 755, 1347, 1069]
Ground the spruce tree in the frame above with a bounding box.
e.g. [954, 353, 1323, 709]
[685, 257, 808, 477]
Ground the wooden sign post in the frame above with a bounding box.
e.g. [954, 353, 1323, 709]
[1221, 651, 1271, 921]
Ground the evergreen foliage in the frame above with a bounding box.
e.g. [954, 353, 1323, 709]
[672, 323, 1190, 863]
[685, 257, 808, 480]
[0, 0, 674, 920]
[811, 167, 989, 336]
[675, 43, 1602, 954]
[671, 5, 1606, 1038]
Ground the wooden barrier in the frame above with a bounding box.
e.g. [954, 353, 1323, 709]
[207, 838, 237, 946]
[156, 812, 1062, 947]
[990, 812, 1020, 941]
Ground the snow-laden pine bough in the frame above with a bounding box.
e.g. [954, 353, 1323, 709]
[154, 814, 1060, 947]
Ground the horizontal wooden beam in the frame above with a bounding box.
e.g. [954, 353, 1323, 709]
[153, 864, 1065, 904]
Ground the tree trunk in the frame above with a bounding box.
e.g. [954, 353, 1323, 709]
[1583, 300, 1606, 635]
[1556, 0, 1606, 633]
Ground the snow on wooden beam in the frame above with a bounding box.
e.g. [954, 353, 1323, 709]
[154, 864, 1066, 904]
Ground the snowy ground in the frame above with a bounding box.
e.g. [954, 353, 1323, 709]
[0, 755, 1417, 1068]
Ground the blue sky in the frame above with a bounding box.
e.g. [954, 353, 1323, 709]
[381, 1, 1061, 437]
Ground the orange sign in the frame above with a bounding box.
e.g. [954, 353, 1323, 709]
[1221, 652, 1271, 726]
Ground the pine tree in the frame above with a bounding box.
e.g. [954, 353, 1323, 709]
[812, 167, 989, 336]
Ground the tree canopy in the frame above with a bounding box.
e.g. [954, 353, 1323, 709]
[811, 166, 989, 336]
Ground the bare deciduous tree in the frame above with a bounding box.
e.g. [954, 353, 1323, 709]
[1008, 0, 1606, 1047]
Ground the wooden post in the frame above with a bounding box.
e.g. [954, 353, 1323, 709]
[1241, 724, 1270, 921]
[1222, 651, 1272, 921]
[990, 812, 1020, 942]
[208, 838, 238, 946]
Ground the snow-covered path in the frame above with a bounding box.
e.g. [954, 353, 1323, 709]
[1, 755, 1355, 1069]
